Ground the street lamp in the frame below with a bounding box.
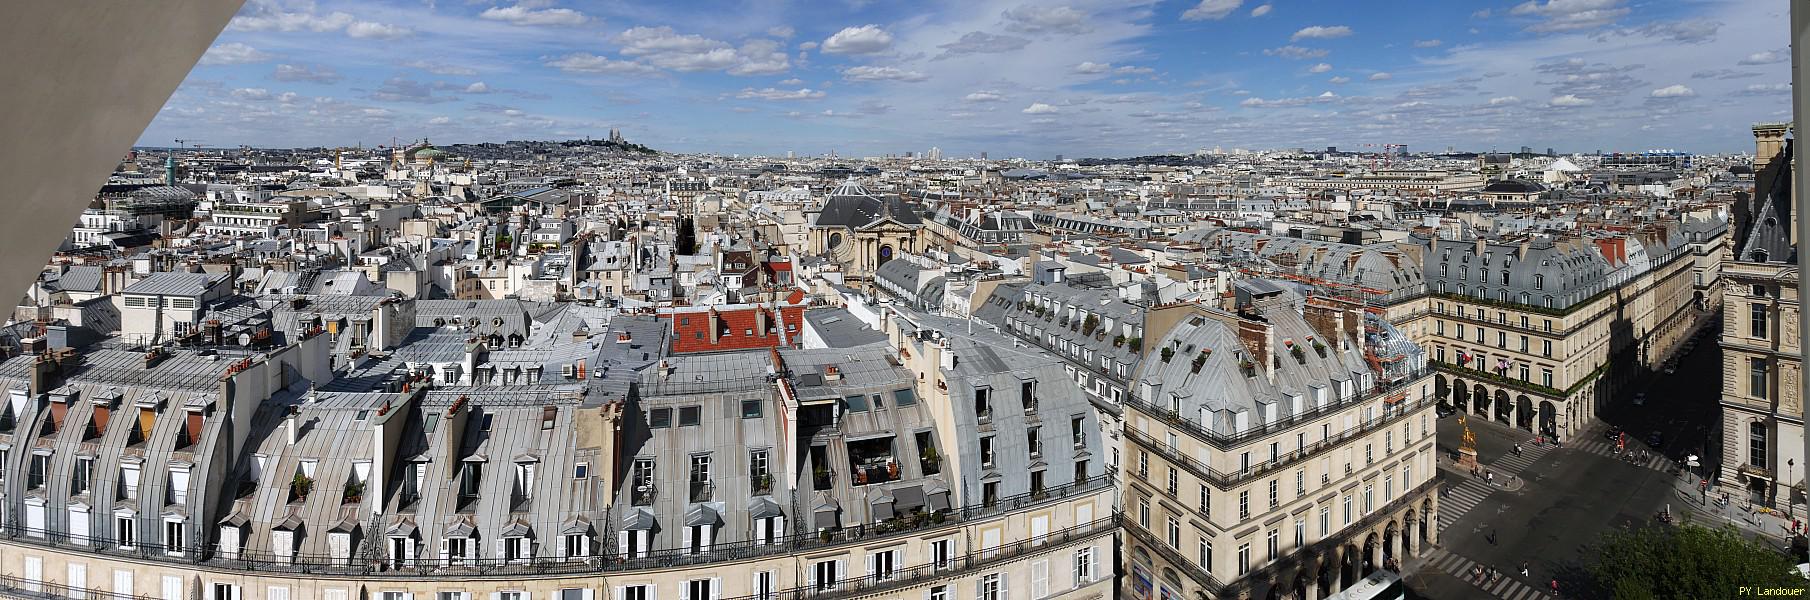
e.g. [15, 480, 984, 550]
[1789, 459, 1796, 520]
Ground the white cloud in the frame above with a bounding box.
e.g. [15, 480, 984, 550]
[1022, 103, 1059, 114]
[401, 60, 478, 76]
[736, 87, 826, 100]
[1181, 0, 1244, 21]
[1073, 61, 1113, 74]
[1739, 49, 1786, 66]
[346, 21, 412, 39]
[1509, 0, 1629, 33]
[778, 78, 804, 86]
[1649, 84, 1694, 98]
[1291, 25, 1352, 41]
[1488, 96, 1521, 105]
[842, 66, 928, 82]
[1369, 72, 1392, 81]
[1413, 39, 1443, 48]
[199, 42, 271, 65]
[1318, 91, 1337, 98]
[479, 4, 590, 27]
[1116, 65, 1154, 75]
[1250, 4, 1272, 17]
[228, 0, 354, 33]
[427, 116, 452, 125]
[1263, 46, 1327, 59]
[1548, 94, 1594, 106]
[767, 26, 795, 38]
[1308, 63, 1332, 73]
[230, 88, 270, 100]
[798, 41, 818, 51]
[465, 82, 491, 93]
[821, 24, 893, 55]
[1002, 5, 1091, 34]
[1734, 83, 1791, 96]
[936, 31, 1031, 58]
[1329, 76, 1350, 84]
[964, 91, 1006, 102]
[273, 64, 343, 83]
[544, 53, 658, 75]
[612, 27, 790, 75]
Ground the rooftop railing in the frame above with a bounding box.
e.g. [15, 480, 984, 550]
[1124, 368, 1430, 451]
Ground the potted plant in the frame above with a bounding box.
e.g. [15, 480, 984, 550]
[1290, 345, 1307, 364]
[931, 510, 946, 524]
[1239, 359, 1257, 377]
[1160, 347, 1175, 363]
[1128, 337, 1142, 352]
[1081, 315, 1099, 336]
[291, 473, 314, 501]
[1312, 339, 1328, 357]
[344, 480, 365, 504]
[1113, 335, 1126, 348]
[1191, 351, 1209, 374]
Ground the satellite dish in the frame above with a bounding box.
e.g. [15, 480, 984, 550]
[238, 333, 252, 346]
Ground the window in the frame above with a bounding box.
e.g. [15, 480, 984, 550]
[983, 481, 999, 507]
[1167, 518, 1181, 548]
[1198, 536, 1212, 570]
[1021, 380, 1037, 413]
[1519, 364, 1530, 381]
[1138, 497, 1150, 528]
[974, 387, 991, 418]
[1295, 519, 1306, 548]
[1541, 369, 1553, 388]
[753, 573, 775, 600]
[678, 406, 701, 426]
[620, 586, 650, 600]
[1199, 484, 1210, 515]
[1319, 506, 1330, 538]
[1071, 416, 1086, 447]
[813, 560, 839, 591]
[1136, 450, 1148, 478]
[1166, 467, 1178, 495]
[1534, 274, 1543, 290]
[1028, 427, 1043, 458]
[1075, 547, 1095, 584]
[1236, 543, 1251, 575]
[1751, 421, 1769, 467]
[1266, 529, 1279, 561]
[1385, 431, 1393, 454]
[1342, 495, 1352, 524]
[73, 457, 92, 495]
[1294, 469, 1304, 497]
[1753, 303, 1769, 338]
[1363, 484, 1375, 514]
[1436, 321, 1445, 336]
[978, 573, 1003, 600]
[1268, 480, 1278, 508]
[981, 437, 996, 467]
[28, 453, 47, 489]
[115, 515, 135, 549]
[438, 593, 464, 600]
[211, 584, 239, 600]
[932, 539, 955, 570]
[928, 587, 948, 600]
[686, 579, 714, 600]
[741, 399, 762, 419]
[1497, 331, 1506, 348]
[163, 520, 184, 556]
[649, 408, 672, 428]
[1238, 491, 1249, 519]
[1751, 358, 1770, 400]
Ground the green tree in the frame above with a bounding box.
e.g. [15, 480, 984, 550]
[1589, 524, 1802, 600]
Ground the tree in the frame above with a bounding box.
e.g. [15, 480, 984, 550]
[1589, 524, 1802, 600]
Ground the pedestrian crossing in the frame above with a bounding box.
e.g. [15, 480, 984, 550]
[1562, 436, 1672, 470]
[1436, 479, 1493, 533]
[1419, 548, 1551, 600]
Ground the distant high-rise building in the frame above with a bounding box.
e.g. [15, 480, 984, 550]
[927, 146, 941, 160]
[980, 151, 988, 160]
[1055, 154, 1064, 162]
[1398, 145, 1408, 157]
[1520, 145, 1532, 155]
[905, 151, 914, 159]
[1546, 148, 1555, 156]
[1327, 146, 1338, 153]
[786, 150, 794, 159]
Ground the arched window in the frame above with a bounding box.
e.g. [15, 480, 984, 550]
[1437, 282, 1447, 294]
[1543, 296, 1554, 308]
[1500, 272, 1509, 285]
[1499, 290, 1509, 302]
[1533, 274, 1544, 290]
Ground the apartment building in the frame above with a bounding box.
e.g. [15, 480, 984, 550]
[1719, 123, 1805, 508]
[1118, 283, 1436, 600]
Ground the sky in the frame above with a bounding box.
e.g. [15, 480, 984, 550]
[140, 0, 1793, 158]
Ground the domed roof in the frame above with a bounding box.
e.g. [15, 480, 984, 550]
[1482, 179, 1545, 194]
[414, 147, 447, 159]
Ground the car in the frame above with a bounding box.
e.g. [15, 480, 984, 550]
[1436, 405, 1456, 418]
[1633, 392, 1646, 405]
[1605, 426, 1623, 440]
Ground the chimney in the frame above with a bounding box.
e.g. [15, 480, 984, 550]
[285, 405, 300, 445]
[708, 310, 721, 344]
[1236, 320, 1274, 380]
[1754, 123, 1790, 172]
[29, 354, 57, 396]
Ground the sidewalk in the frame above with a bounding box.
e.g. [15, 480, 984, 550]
[1668, 474, 1799, 552]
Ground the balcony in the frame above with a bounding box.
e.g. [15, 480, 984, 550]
[1125, 395, 1435, 488]
[689, 480, 713, 503]
[631, 482, 657, 506]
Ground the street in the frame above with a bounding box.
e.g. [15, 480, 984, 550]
[1405, 323, 1783, 599]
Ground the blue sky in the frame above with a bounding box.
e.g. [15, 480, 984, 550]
[141, 0, 1792, 158]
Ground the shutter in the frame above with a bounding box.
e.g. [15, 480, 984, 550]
[638, 533, 651, 554]
[114, 570, 133, 600]
[709, 579, 719, 600]
[999, 575, 1008, 600]
[491, 593, 502, 600]
[701, 524, 713, 551]
[68, 563, 87, 600]
[680, 583, 689, 600]
[683, 526, 695, 554]
[495, 539, 505, 560]
[1032, 561, 1048, 599]
[865, 553, 875, 581]
[754, 519, 768, 546]
[617, 532, 629, 556]
[807, 563, 817, 590]
[1076, 502, 1093, 526]
[441, 540, 451, 566]
[583, 589, 595, 600]
[613, 589, 623, 600]
[1031, 515, 1049, 544]
[835, 560, 845, 588]
[773, 516, 784, 540]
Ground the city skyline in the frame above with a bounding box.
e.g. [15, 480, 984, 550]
[144, 0, 1791, 157]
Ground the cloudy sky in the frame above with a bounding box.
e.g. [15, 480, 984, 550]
[141, 0, 1791, 158]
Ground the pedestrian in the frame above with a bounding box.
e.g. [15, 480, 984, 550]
[1520, 561, 1530, 577]
[1552, 578, 1560, 596]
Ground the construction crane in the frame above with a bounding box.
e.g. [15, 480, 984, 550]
[174, 139, 204, 151]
